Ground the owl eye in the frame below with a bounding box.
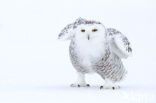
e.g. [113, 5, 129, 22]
[81, 29, 85, 32]
[92, 29, 98, 32]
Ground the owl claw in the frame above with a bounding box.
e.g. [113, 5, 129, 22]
[70, 84, 90, 87]
[86, 84, 90, 87]
[100, 85, 120, 90]
[100, 86, 103, 89]
[77, 84, 80, 87]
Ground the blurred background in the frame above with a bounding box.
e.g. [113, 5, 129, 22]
[0, 0, 156, 103]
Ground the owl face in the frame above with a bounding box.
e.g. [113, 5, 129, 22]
[74, 24, 106, 41]
[58, 18, 106, 41]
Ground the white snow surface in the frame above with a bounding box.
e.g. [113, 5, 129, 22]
[0, 0, 156, 103]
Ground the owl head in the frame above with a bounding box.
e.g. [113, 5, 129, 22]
[58, 18, 107, 41]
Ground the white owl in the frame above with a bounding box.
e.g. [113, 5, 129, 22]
[58, 18, 132, 89]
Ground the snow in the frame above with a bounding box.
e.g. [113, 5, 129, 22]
[0, 84, 155, 103]
[0, 0, 156, 103]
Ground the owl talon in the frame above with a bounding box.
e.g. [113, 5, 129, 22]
[100, 85, 120, 90]
[70, 84, 90, 87]
[100, 86, 103, 89]
[86, 84, 90, 87]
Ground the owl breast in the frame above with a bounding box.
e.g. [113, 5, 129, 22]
[69, 38, 107, 73]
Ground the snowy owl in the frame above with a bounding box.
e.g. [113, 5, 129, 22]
[58, 18, 132, 89]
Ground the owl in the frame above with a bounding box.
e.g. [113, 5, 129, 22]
[58, 18, 132, 89]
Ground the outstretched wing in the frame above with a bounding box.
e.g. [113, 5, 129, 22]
[58, 23, 75, 40]
[107, 28, 132, 59]
[58, 17, 89, 40]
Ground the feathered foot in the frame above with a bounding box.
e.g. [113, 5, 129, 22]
[100, 85, 120, 90]
[100, 79, 120, 90]
[71, 72, 90, 87]
[70, 83, 90, 87]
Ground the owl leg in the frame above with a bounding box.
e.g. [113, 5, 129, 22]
[71, 72, 90, 87]
[100, 79, 120, 90]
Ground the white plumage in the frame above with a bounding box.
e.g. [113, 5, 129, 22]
[58, 18, 132, 89]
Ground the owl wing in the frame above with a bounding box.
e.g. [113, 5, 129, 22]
[107, 28, 132, 59]
[58, 17, 88, 40]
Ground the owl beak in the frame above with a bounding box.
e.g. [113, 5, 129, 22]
[87, 35, 90, 40]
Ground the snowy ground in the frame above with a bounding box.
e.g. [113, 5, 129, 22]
[0, 84, 155, 103]
[0, 0, 156, 103]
